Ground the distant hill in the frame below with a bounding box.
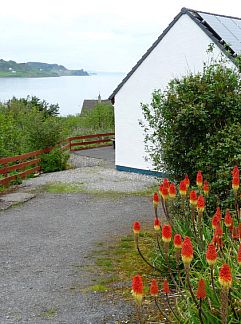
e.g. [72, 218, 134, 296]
[0, 59, 89, 77]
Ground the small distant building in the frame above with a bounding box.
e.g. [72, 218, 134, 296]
[81, 94, 112, 114]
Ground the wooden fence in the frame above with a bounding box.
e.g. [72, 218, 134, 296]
[0, 132, 114, 188]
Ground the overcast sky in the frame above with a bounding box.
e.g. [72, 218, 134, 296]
[1, 0, 241, 72]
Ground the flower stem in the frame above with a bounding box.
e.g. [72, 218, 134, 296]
[136, 237, 163, 275]
[154, 297, 170, 323]
[185, 267, 198, 307]
[166, 293, 182, 323]
[198, 298, 204, 324]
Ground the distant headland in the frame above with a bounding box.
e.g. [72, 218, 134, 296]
[0, 59, 89, 77]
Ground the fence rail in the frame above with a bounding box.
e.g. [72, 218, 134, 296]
[0, 133, 114, 188]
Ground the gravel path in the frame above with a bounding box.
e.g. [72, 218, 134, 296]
[21, 150, 157, 193]
[0, 149, 159, 323]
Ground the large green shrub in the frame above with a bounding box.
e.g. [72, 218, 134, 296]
[141, 62, 241, 203]
[40, 148, 69, 173]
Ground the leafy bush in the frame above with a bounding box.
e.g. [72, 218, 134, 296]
[40, 148, 69, 173]
[141, 62, 241, 204]
[26, 110, 64, 150]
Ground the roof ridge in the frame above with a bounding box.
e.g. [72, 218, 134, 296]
[185, 7, 241, 21]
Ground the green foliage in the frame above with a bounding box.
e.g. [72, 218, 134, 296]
[7, 96, 59, 117]
[81, 103, 114, 131]
[0, 97, 64, 158]
[141, 62, 241, 203]
[26, 112, 64, 150]
[40, 148, 69, 173]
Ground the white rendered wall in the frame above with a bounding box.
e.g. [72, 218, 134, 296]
[114, 13, 236, 171]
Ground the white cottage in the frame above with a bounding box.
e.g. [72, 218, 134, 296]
[109, 7, 240, 175]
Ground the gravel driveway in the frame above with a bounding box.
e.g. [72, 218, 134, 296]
[0, 148, 159, 323]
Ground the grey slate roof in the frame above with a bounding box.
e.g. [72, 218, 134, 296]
[81, 99, 111, 114]
[109, 7, 241, 102]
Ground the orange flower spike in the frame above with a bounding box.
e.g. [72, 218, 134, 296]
[215, 207, 222, 222]
[131, 274, 144, 305]
[154, 218, 161, 231]
[169, 183, 176, 199]
[150, 279, 159, 297]
[232, 175, 240, 192]
[212, 214, 220, 230]
[238, 243, 241, 265]
[163, 279, 170, 294]
[162, 224, 172, 243]
[189, 190, 197, 206]
[179, 180, 187, 197]
[153, 192, 159, 208]
[206, 243, 217, 266]
[161, 187, 169, 201]
[224, 209, 232, 228]
[239, 223, 241, 239]
[174, 234, 182, 249]
[203, 180, 209, 196]
[197, 195, 205, 213]
[232, 165, 240, 177]
[214, 224, 223, 238]
[184, 175, 190, 188]
[159, 184, 163, 196]
[196, 170, 203, 188]
[232, 227, 239, 240]
[219, 264, 232, 289]
[196, 279, 206, 300]
[162, 178, 170, 189]
[133, 222, 141, 235]
[181, 236, 193, 266]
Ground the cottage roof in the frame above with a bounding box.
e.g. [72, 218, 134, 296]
[81, 99, 111, 114]
[109, 7, 241, 102]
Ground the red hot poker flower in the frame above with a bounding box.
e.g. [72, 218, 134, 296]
[224, 209, 232, 228]
[232, 165, 240, 177]
[190, 190, 198, 206]
[169, 183, 176, 199]
[179, 180, 187, 197]
[239, 223, 241, 239]
[133, 222, 141, 235]
[174, 234, 182, 249]
[238, 243, 241, 265]
[219, 264, 232, 289]
[212, 214, 220, 229]
[232, 226, 239, 240]
[162, 224, 172, 243]
[184, 175, 190, 188]
[161, 186, 169, 201]
[196, 279, 206, 300]
[131, 274, 144, 304]
[181, 236, 193, 266]
[214, 224, 223, 238]
[232, 176, 240, 192]
[162, 178, 169, 189]
[206, 243, 217, 266]
[154, 218, 161, 231]
[203, 180, 209, 196]
[150, 279, 159, 297]
[163, 279, 170, 294]
[196, 171, 203, 188]
[197, 195, 205, 213]
[215, 207, 222, 222]
[153, 192, 159, 208]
